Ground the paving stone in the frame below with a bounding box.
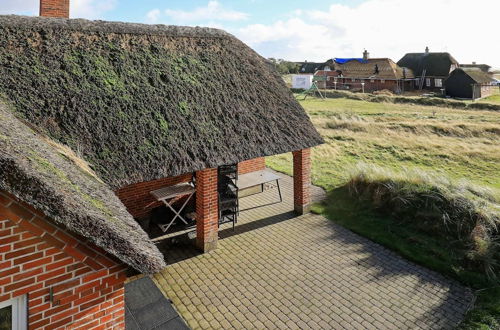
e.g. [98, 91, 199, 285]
[154, 170, 472, 329]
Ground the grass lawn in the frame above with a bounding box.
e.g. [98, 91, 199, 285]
[267, 97, 500, 329]
[479, 93, 500, 105]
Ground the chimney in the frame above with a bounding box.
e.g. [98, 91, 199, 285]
[363, 49, 369, 61]
[472, 61, 476, 65]
[425, 46, 429, 54]
[40, 0, 70, 18]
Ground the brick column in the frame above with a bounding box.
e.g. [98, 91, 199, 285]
[196, 168, 218, 252]
[40, 0, 70, 18]
[293, 148, 311, 215]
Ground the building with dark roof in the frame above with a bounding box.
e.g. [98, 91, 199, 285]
[397, 47, 459, 91]
[460, 63, 492, 73]
[297, 61, 331, 74]
[445, 68, 496, 99]
[315, 50, 415, 93]
[0, 1, 323, 328]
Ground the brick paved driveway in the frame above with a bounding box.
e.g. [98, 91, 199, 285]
[153, 170, 472, 329]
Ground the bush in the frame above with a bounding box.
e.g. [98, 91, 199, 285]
[468, 102, 500, 111]
[370, 95, 391, 103]
[347, 163, 500, 280]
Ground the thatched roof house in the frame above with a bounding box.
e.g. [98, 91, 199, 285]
[0, 100, 164, 274]
[0, 7, 322, 328]
[397, 50, 459, 77]
[298, 61, 331, 74]
[316, 51, 415, 93]
[0, 16, 322, 189]
[330, 58, 414, 80]
[460, 63, 492, 73]
[0, 15, 322, 267]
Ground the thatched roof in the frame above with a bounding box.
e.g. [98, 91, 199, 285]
[448, 68, 495, 84]
[397, 52, 459, 77]
[0, 15, 322, 273]
[0, 15, 323, 190]
[298, 62, 330, 74]
[460, 64, 491, 73]
[329, 58, 414, 80]
[0, 100, 165, 274]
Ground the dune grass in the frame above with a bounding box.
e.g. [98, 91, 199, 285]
[267, 97, 500, 329]
[480, 93, 500, 105]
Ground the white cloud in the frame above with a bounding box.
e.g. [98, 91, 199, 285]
[236, 0, 500, 68]
[71, 0, 117, 19]
[164, 1, 248, 22]
[146, 8, 161, 23]
[238, 18, 337, 61]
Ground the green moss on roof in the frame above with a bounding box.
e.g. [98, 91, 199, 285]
[0, 100, 165, 274]
[0, 15, 323, 189]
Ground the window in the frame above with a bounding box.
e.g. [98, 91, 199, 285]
[0, 296, 27, 330]
[426, 78, 431, 87]
[415, 78, 420, 86]
[380, 79, 385, 83]
[435, 78, 443, 87]
[351, 78, 355, 82]
[370, 79, 375, 83]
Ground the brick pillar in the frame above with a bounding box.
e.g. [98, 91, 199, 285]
[196, 168, 218, 252]
[293, 149, 311, 215]
[40, 0, 70, 18]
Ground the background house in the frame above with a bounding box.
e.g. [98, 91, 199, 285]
[0, 2, 323, 329]
[460, 62, 492, 73]
[445, 67, 496, 99]
[297, 61, 331, 74]
[397, 47, 459, 91]
[315, 50, 415, 93]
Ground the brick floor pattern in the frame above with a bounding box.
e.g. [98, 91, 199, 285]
[154, 170, 473, 330]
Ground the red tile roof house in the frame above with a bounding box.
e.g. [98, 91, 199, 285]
[0, 0, 323, 329]
[315, 50, 415, 94]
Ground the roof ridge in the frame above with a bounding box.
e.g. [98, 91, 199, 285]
[0, 15, 232, 39]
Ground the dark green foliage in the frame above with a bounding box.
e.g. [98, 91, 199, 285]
[268, 58, 300, 74]
[0, 16, 323, 190]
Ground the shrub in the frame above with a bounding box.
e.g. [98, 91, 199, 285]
[347, 163, 500, 280]
[468, 102, 500, 111]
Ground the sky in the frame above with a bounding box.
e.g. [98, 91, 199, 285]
[2, 0, 500, 68]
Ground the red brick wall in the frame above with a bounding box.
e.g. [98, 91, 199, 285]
[0, 191, 126, 329]
[116, 159, 264, 219]
[116, 174, 192, 219]
[39, 0, 70, 18]
[238, 157, 266, 175]
[195, 169, 218, 252]
[292, 149, 311, 214]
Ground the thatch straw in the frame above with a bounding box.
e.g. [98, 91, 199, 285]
[0, 15, 323, 190]
[0, 98, 165, 274]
